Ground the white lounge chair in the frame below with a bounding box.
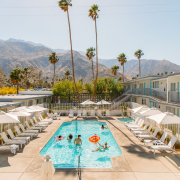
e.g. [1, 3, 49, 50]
[47, 113, 52, 119]
[0, 145, 19, 154]
[20, 124, 39, 134]
[14, 126, 37, 139]
[90, 110, 95, 117]
[33, 117, 49, 125]
[25, 121, 42, 132]
[77, 110, 82, 117]
[138, 127, 159, 140]
[30, 119, 47, 129]
[130, 122, 149, 132]
[124, 117, 139, 125]
[150, 136, 177, 155]
[82, 110, 87, 117]
[133, 124, 152, 136]
[97, 110, 102, 117]
[69, 110, 74, 118]
[127, 120, 144, 130]
[144, 131, 167, 146]
[7, 129, 30, 144]
[125, 118, 142, 128]
[106, 110, 110, 117]
[40, 114, 53, 123]
[1, 132, 25, 148]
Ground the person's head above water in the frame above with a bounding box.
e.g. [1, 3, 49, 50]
[78, 135, 81, 138]
[101, 125, 104, 128]
[105, 142, 107, 145]
[59, 135, 62, 138]
[69, 134, 73, 139]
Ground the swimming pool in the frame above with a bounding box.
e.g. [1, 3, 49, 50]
[118, 118, 134, 123]
[40, 120, 122, 168]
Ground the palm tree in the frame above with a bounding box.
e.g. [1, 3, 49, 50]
[111, 65, 119, 79]
[86, 47, 95, 79]
[89, 4, 100, 101]
[165, 71, 168, 75]
[22, 67, 29, 90]
[48, 52, 59, 86]
[134, 49, 144, 78]
[117, 53, 127, 82]
[9, 68, 23, 94]
[136, 74, 139, 78]
[118, 77, 122, 82]
[58, 0, 80, 104]
[65, 70, 71, 80]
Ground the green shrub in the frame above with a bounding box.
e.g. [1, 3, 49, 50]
[175, 142, 180, 149]
[42, 115, 46, 119]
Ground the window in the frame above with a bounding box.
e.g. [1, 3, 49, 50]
[134, 98, 137, 103]
[134, 84, 137, 89]
[153, 81, 159, 88]
[171, 83, 176, 91]
[166, 106, 175, 114]
[140, 83, 143, 89]
[142, 99, 146, 105]
[128, 85, 130, 89]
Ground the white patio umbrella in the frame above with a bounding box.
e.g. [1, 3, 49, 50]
[29, 105, 48, 111]
[81, 100, 95, 105]
[96, 100, 111, 105]
[131, 105, 149, 114]
[140, 108, 162, 117]
[0, 111, 20, 124]
[147, 112, 180, 125]
[7, 111, 32, 117]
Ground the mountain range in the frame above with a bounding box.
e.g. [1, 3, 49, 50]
[1, 38, 180, 80]
[0, 40, 130, 82]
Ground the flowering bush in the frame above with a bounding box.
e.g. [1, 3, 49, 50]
[0, 87, 17, 95]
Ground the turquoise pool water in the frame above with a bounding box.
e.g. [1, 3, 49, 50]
[118, 118, 134, 123]
[40, 120, 122, 168]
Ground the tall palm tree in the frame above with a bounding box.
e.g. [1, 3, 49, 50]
[58, 0, 80, 104]
[22, 67, 29, 90]
[117, 53, 127, 82]
[9, 68, 23, 94]
[65, 70, 71, 80]
[134, 49, 144, 78]
[89, 4, 100, 101]
[111, 65, 119, 79]
[86, 47, 95, 79]
[48, 52, 59, 86]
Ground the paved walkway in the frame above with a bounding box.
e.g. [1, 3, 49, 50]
[0, 117, 180, 180]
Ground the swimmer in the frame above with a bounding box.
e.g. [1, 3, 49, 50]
[67, 134, 73, 141]
[92, 142, 110, 152]
[101, 125, 108, 129]
[74, 135, 82, 145]
[58, 135, 62, 140]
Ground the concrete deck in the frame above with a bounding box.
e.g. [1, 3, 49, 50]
[0, 116, 180, 180]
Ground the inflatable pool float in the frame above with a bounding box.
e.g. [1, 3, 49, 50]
[89, 135, 100, 143]
[54, 136, 64, 140]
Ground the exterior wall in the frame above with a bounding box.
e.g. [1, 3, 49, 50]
[151, 79, 167, 92]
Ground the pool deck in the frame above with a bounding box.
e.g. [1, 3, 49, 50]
[1, 117, 180, 180]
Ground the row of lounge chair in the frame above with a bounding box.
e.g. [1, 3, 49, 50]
[125, 117, 177, 155]
[0, 114, 53, 154]
[69, 110, 111, 118]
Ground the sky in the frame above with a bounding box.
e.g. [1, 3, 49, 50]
[1, 0, 180, 65]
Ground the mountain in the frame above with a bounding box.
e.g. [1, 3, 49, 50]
[98, 59, 180, 77]
[0, 41, 130, 82]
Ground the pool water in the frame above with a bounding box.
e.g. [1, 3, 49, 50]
[118, 118, 134, 123]
[40, 120, 122, 168]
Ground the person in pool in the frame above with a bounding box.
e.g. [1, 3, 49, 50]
[58, 135, 63, 140]
[67, 134, 73, 141]
[92, 142, 110, 152]
[74, 135, 82, 145]
[101, 125, 108, 129]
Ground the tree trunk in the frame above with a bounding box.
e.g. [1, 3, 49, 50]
[26, 74, 28, 90]
[53, 63, 55, 86]
[17, 81, 19, 94]
[91, 59, 94, 79]
[67, 10, 80, 104]
[123, 64, 124, 82]
[139, 58, 141, 78]
[92, 18, 98, 102]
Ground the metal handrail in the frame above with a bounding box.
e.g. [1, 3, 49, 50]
[78, 153, 80, 175]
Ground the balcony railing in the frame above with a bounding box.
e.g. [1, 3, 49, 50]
[126, 88, 167, 101]
[169, 92, 180, 103]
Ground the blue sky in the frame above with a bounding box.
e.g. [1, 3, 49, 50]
[1, 0, 180, 65]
